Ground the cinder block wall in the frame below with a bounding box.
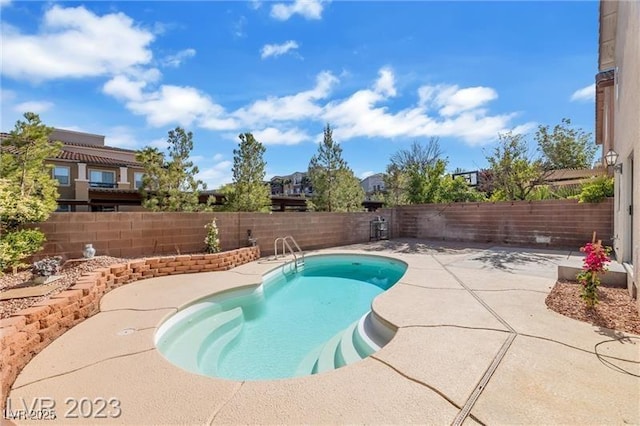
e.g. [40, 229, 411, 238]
[395, 198, 613, 248]
[33, 211, 392, 259]
[32, 199, 613, 260]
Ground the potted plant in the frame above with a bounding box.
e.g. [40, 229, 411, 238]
[31, 256, 63, 284]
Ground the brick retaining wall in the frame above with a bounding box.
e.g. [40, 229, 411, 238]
[0, 246, 260, 410]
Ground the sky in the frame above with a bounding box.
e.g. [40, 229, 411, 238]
[0, 0, 600, 189]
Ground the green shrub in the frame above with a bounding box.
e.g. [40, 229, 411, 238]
[204, 218, 221, 253]
[0, 229, 46, 273]
[577, 175, 614, 203]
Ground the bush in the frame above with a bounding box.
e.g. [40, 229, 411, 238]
[204, 218, 221, 253]
[577, 240, 611, 307]
[577, 175, 614, 203]
[0, 229, 46, 273]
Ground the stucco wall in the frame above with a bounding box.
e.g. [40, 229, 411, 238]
[612, 0, 639, 298]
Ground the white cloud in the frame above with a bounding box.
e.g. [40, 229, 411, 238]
[104, 126, 140, 149]
[419, 84, 498, 116]
[102, 75, 239, 130]
[249, 0, 262, 10]
[252, 127, 310, 145]
[13, 100, 54, 113]
[162, 48, 196, 68]
[260, 40, 299, 59]
[570, 84, 595, 102]
[0, 0, 12, 8]
[212, 153, 224, 161]
[0, 89, 16, 102]
[232, 16, 247, 38]
[1, 5, 154, 82]
[197, 160, 233, 190]
[374, 67, 396, 97]
[103, 75, 147, 101]
[360, 171, 375, 179]
[126, 85, 229, 128]
[270, 0, 326, 20]
[147, 138, 169, 151]
[233, 70, 338, 125]
[323, 71, 516, 146]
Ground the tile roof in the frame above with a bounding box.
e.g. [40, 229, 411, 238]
[1, 144, 141, 167]
[56, 150, 141, 167]
[60, 140, 138, 153]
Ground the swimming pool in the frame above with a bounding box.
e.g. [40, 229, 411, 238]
[155, 254, 407, 380]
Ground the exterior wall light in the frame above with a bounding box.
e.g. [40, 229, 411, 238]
[604, 149, 623, 173]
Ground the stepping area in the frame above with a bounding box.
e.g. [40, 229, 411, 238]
[8, 239, 639, 424]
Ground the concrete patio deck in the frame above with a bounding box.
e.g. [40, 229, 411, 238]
[6, 239, 640, 425]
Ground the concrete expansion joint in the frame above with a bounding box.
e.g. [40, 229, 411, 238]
[471, 288, 549, 294]
[369, 355, 461, 411]
[397, 281, 466, 290]
[99, 306, 179, 313]
[11, 347, 156, 391]
[208, 380, 245, 424]
[400, 324, 511, 334]
[430, 253, 520, 425]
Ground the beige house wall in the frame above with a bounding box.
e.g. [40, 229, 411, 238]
[607, 0, 639, 299]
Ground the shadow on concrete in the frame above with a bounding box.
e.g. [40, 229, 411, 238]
[466, 249, 560, 273]
[354, 238, 492, 255]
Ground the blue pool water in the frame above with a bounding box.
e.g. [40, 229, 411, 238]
[155, 254, 407, 380]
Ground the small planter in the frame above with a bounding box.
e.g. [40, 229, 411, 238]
[31, 275, 63, 285]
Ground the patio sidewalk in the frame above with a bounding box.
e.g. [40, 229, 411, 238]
[6, 239, 639, 425]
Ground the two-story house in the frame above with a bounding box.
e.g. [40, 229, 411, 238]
[1, 128, 146, 212]
[360, 173, 385, 201]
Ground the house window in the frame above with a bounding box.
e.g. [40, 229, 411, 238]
[55, 204, 71, 212]
[134, 172, 144, 189]
[91, 205, 117, 212]
[89, 170, 116, 188]
[52, 166, 70, 186]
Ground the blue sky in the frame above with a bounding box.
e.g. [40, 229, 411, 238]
[1, 0, 599, 189]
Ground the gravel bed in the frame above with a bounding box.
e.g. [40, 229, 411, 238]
[546, 280, 640, 335]
[0, 256, 131, 319]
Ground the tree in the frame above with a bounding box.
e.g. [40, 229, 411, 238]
[0, 112, 61, 271]
[536, 118, 597, 170]
[390, 138, 443, 172]
[228, 133, 270, 212]
[308, 124, 364, 212]
[383, 164, 409, 207]
[388, 138, 447, 204]
[136, 127, 205, 212]
[485, 132, 544, 201]
[439, 176, 487, 203]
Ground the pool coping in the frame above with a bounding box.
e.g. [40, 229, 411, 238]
[6, 240, 640, 424]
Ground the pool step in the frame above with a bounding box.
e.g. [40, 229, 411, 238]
[197, 308, 244, 375]
[335, 321, 361, 368]
[353, 312, 381, 358]
[313, 333, 343, 374]
[294, 344, 324, 377]
[302, 311, 395, 376]
[157, 302, 227, 372]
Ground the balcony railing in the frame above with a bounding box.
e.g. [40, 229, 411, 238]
[89, 182, 117, 188]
